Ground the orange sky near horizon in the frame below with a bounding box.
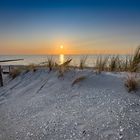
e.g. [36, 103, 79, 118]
[0, 37, 137, 55]
[0, 46, 134, 55]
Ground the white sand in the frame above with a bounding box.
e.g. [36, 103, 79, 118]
[0, 68, 140, 140]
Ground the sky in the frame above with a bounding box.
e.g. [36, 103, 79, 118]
[0, 0, 140, 54]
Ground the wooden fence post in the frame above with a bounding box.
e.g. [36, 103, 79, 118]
[0, 65, 3, 86]
[0, 59, 24, 87]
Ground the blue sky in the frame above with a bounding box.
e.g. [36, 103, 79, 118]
[0, 0, 140, 54]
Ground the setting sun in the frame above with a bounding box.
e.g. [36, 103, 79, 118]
[60, 45, 63, 49]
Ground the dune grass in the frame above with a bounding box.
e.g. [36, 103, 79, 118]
[124, 73, 139, 92]
[119, 56, 131, 72]
[9, 64, 39, 79]
[109, 55, 121, 72]
[71, 76, 86, 86]
[95, 56, 108, 73]
[26, 64, 37, 72]
[9, 68, 22, 79]
[128, 46, 140, 72]
[79, 56, 87, 70]
[58, 58, 72, 77]
[46, 57, 55, 72]
[94, 46, 140, 73]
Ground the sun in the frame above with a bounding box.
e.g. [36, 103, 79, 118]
[60, 45, 63, 49]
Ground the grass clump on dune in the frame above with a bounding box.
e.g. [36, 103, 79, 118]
[119, 56, 131, 72]
[128, 46, 140, 72]
[26, 64, 37, 72]
[58, 58, 72, 77]
[95, 56, 108, 73]
[9, 64, 38, 79]
[79, 56, 87, 70]
[120, 46, 140, 72]
[94, 46, 140, 73]
[9, 68, 22, 79]
[124, 73, 139, 92]
[72, 76, 86, 86]
[47, 56, 55, 72]
[109, 55, 121, 72]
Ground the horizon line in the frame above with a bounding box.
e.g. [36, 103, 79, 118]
[0, 53, 133, 56]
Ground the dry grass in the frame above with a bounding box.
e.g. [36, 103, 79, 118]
[128, 46, 140, 72]
[94, 46, 140, 73]
[118, 46, 140, 72]
[79, 56, 87, 70]
[95, 56, 108, 73]
[47, 57, 55, 72]
[124, 73, 139, 92]
[58, 58, 72, 77]
[60, 58, 72, 67]
[9, 68, 22, 79]
[71, 76, 86, 86]
[119, 56, 130, 72]
[26, 64, 37, 72]
[109, 55, 120, 72]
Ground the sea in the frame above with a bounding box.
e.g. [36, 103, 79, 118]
[0, 54, 129, 67]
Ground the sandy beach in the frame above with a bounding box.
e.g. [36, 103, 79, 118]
[0, 67, 140, 140]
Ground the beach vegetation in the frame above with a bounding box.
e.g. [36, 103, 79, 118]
[95, 56, 108, 73]
[71, 76, 86, 86]
[124, 73, 139, 92]
[47, 56, 55, 72]
[79, 56, 87, 70]
[58, 58, 72, 77]
[9, 68, 22, 79]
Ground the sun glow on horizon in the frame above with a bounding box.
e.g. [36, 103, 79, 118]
[0, 39, 135, 55]
[60, 45, 64, 49]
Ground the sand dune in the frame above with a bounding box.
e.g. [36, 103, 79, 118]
[0, 68, 140, 140]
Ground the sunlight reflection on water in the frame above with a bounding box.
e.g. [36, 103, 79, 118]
[59, 54, 64, 64]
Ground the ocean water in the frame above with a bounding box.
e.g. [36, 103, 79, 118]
[0, 54, 128, 67]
